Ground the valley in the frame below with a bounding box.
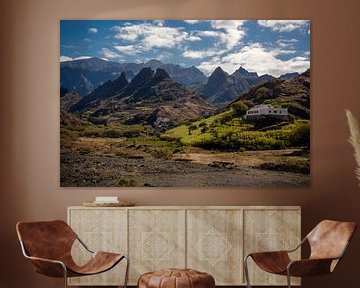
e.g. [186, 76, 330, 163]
[60, 57, 310, 187]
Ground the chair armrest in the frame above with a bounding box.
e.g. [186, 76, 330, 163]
[287, 258, 336, 277]
[246, 237, 305, 259]
[286, 237, 307, 253]
[26, 255, 67, 278]
[19, 240, 67, 277]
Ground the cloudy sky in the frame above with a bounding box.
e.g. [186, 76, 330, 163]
[60, 20, 310, 77]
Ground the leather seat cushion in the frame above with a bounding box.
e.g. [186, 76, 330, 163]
[138, 268, 215, 288]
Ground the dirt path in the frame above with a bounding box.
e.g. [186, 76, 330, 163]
[60, 150, 310, 187]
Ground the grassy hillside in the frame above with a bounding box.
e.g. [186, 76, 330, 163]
[162, 103, 310, 152]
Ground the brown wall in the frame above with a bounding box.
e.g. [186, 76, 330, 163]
[1, 0, 360, 287]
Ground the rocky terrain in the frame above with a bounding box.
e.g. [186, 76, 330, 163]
[60, 148, 310, 187]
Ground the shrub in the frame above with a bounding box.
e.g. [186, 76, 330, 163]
[117, 178, 137, 187]
[188, 124, 197, 135]
[288, 121, 310, 149]
[232, 101, 248, 116]
[149, 148, 173, 160]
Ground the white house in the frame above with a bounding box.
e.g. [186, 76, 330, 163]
[244, 104, 288, 120]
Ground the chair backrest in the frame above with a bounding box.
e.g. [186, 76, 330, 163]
[307, 220, 356, 261]
[16, 220, 77, 261]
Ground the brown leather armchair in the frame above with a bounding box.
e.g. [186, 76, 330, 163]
[244, 220, 356, 288]
[16, 220, 129, 288]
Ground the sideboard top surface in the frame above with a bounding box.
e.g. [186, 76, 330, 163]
[68, 205, 301, 210]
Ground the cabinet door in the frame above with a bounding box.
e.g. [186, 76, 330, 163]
[128, 209, 186, 284]
[243, 209, 301, 286]
[187, 209, 243, 285]
[68, 208, 127, 286]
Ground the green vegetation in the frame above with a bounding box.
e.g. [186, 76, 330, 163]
[116, 178, 137, 187]
[163, 106, 310, 152]
[232, 100, 249, 116]
[61, 98, 310, 171]
[61, 111, 154, 148]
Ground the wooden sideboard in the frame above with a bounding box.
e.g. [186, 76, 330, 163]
[67, 206, 301, 286]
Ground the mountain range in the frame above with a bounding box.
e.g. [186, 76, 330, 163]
[60, 57, 207, 96]
[66, 67, 212, 129]
[61, 57, 301, 107]
[201, 66, 274, 105]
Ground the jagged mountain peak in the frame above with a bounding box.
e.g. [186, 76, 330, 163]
[154, 68, 170, 81]
[232, 66, 258, 78]
[69, 72, 129, 112]
[212, 66, 228, 76]
[127, 67, 154, 86]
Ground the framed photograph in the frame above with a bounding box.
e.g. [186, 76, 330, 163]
[60, 20, 310, 187]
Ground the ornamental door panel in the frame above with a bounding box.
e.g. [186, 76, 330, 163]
[68, 208, 127, 286]
[243, 209, 301, 286]
[186, 209, 243, 285]
[128, 209, 186, 284]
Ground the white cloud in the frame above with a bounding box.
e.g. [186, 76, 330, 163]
[276, 49, 297, 55]
[60, 56, 73, 62]
[153, 20, 165, 26]
[75, 56, 93, 60]
[211, 20, 246, 50]
[182, 49, 217, 59]
[101, 48, 121, 59]
[258, 20, 309, 32]
[112, 23, 191, 50]
[156, 51, 173, 62]
[88, 28, 98, 34]
[110, 21, 247, 61]
[274, 39, 298, 55]
[62, 45, 77, 49]
[197, 57, 222, 75]
[60, 55, 93, 62]
[184, 21, 247, 60]
[198, 43, 309, 76]
[184, 20, 200, 24]
[276, 38, 298, 48]
[184, 21, 248, 59]
[114, 45, 141, 56]
[196, 30, 219, 38]
[211, 20, 247, 30]
[188, 35, 202, 41]
[143, 32, 184, 49]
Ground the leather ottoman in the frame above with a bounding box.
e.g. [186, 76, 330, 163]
[138, 268, 215, 288]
